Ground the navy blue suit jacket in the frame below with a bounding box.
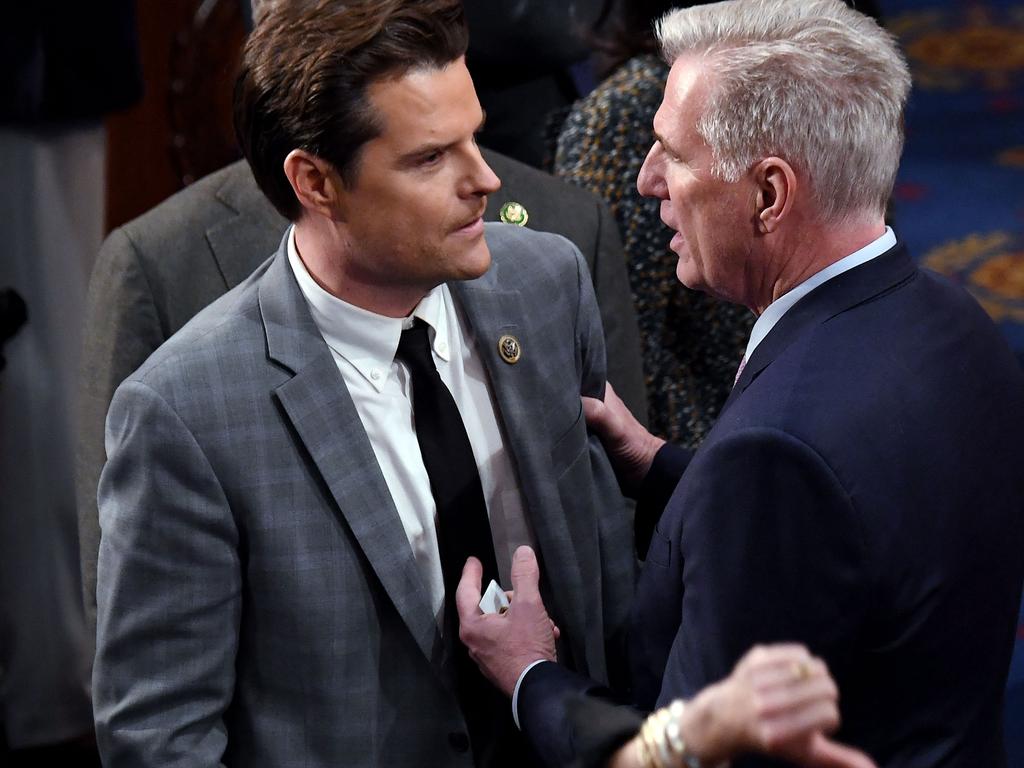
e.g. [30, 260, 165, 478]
[520, 245, 1024, 768]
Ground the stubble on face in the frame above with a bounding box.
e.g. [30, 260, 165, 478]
[316, 58, 500, 316]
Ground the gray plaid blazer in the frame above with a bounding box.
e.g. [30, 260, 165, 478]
[93, 223, 635, 767]
[76, 154, 648, 641]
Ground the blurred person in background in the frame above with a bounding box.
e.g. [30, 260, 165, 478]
[0, 3, 139, 763]
[554, 0, 754, 452]
[464, 1, 603, 168]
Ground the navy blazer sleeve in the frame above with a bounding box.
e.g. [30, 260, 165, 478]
[516, 661, 636, 768]
[639, 427, 869, 714]
[633, 443, 693, 559]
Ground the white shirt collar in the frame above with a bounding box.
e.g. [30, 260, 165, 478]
[286, 226, 452, 392]
[743, 227, 897, 362]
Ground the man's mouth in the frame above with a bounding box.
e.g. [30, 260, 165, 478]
[453, 206, 487, 234]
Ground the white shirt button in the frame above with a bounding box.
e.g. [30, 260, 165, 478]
[370, 369, 382, 381]
[437, 341, 448, 355]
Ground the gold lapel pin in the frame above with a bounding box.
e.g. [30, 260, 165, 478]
[498, 201, 529, 227]
[497, 334, 522, 364]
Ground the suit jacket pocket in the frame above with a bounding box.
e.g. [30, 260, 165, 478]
[645, 529, 671, 568]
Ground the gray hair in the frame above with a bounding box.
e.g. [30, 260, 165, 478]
[657, 0, 911, 222]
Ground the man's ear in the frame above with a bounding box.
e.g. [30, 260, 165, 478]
[752, 157, 797, 234]
[283, 149, 345, 221]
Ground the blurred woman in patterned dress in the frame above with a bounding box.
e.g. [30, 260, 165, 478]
[554, 0, 752, 447]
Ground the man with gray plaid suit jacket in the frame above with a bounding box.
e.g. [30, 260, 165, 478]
[92, 1, 635, 766]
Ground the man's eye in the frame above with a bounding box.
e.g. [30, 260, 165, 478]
[421, 150, 444, 165]
[654, 140, 678, 163]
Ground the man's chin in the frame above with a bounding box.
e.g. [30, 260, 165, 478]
[675, 258, 703, 292]
[454, 242, 492, 281]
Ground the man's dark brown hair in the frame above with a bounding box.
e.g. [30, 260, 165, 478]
[234, 0, 469, 221]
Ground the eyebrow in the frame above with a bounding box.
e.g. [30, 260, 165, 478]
[653, 130, 683, 159]
[398, 112, 489, 165]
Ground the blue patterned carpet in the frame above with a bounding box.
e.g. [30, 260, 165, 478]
[885, 0, 1024, 358]
[879, 0, 1024, 759]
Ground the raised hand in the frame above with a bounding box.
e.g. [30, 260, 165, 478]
[455, 546, 559, 696]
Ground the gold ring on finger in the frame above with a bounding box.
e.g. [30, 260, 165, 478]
[791, 660, 812, 681]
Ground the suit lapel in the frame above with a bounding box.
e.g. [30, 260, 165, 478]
[207, 162, 288, 289]
[257, 248, 444, 669]
[726, 244, 917, 409]
[451, 277, 590, 664]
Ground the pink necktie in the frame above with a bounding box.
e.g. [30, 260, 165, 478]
[734, 356, 747, 387]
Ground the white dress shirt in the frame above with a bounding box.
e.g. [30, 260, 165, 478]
[287, 227, 533, 626]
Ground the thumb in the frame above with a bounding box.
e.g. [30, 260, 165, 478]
[807, 734, 877, 768]
[584, 380, 619, 420]
[583, 382, 626, 440]
[509, 545, 542, 603]
[582, 395, 607, 430]
[455, 556, 484, 622]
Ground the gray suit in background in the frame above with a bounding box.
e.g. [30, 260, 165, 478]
[76, 150, 647, 636]
[93, 223, 635, 766]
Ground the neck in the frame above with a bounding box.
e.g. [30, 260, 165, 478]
[293, 220, 426, 319]
[750, 214, 886, 315]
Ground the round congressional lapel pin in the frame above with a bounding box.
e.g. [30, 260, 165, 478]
[498, 201, 529, 227]
[497, 334, 522, 364]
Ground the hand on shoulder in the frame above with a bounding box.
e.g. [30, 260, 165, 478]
[583, 382, 665, 492]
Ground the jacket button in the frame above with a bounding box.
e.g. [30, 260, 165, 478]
[448, 731, 470, 753]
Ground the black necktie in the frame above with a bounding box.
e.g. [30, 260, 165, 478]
[395, 319, 500, 595]
[396, 319, 520, 765]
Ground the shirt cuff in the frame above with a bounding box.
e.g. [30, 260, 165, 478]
[511, 659, 550, 730]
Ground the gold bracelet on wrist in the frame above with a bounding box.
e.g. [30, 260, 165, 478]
[636, 699, 723, 768]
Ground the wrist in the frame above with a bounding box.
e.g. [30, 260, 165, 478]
[635, 698, 730, 768]
[511, 659, 549, 729]
[624, 435, 667, 490]
[682, 681, 736, 766]
[642, 436, 667, 475]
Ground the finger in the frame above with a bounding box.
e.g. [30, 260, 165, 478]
[739, 643, 813, 673]
[806, 734, 877, 768]
[751, 662, 836, 701]
[584, 382, 628, 430]
[582, 395, 607, 431]
[509, 545, 543, 603]
[748, 663, 821, 691]
[744, 651, 827, 690]
[753, 676, 839, 724]
[761, 699, 840, 748]
[454, 556, 484, 621]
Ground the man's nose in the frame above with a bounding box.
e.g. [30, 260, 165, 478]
[467, 146, 501, 197]
[637, 145, 666, 199]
